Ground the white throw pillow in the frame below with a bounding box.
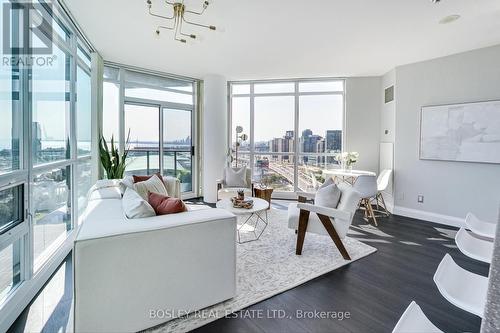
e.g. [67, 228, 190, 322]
[224, 167, 247, 187]
[319, 176, 334, 189]
[133, 175, 168, 201]
[315, 183, 341, 209]
[120, 176, 135, 191]
[122, 188, 156, 219]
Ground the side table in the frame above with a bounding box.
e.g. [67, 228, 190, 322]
[254, 187, 273, 210]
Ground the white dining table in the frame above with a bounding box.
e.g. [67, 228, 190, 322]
[322, 169, 376, 185]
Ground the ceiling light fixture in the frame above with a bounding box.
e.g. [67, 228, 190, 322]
[439, 14, 461, 24]
[146, 0, 216, 44]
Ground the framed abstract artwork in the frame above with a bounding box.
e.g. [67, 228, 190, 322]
[420, 100, 500, 164]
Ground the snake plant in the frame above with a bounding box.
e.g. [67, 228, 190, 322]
[99, 130, 131, 179]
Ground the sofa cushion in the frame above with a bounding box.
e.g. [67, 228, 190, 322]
[134, 174, 168, 200]
[224, 167, 247, 187]
[315, 183, 341, 209]
[89, 186, 122, 201]
[148, 192, 187, 215]
[122, 188, 156, 219]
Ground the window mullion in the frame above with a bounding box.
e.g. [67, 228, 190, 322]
[249, 83, 255, 181]
[293, 82, 299, 193]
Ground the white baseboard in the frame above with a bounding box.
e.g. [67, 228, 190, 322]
[393, 206, 465, 228]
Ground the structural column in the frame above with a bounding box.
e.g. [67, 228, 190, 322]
[202, 74, 227, 203]
[481, 203, 500, 332]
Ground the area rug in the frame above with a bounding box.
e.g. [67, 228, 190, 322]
[146, 207, 377, 333]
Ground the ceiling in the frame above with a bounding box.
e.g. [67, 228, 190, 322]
[65, 0, 500, 80]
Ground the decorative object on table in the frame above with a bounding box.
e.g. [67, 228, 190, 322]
[99, 130, 131, 179]
[231, 197, 254, 209]
[237, 189, 245, 200]
[254, 186, 273, 210]
[420, 100, 500, 164]
[334, 151, 359, 170]
[233, 126, 248, 167]
[146, 0, 217, 44]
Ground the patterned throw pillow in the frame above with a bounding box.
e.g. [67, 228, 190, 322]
[134, 174, 168, 200]
[148, 192, 187, 215]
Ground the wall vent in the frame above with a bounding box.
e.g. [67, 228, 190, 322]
[385, 85, 394, 103]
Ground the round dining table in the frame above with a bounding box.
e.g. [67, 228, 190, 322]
[322, 168, 376, 185]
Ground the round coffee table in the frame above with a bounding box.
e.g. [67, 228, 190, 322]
[216, 197, 269, 244]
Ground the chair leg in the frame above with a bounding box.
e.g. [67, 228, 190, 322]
[379, 193, 390, 216]
[296, 209, 310, 255]
[367, 202, 378, 226]
[316, 214, 351, 260]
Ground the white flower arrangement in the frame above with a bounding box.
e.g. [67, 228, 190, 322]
[334, 152, 359, 168]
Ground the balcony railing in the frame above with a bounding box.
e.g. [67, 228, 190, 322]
[125, 148, 193, 192]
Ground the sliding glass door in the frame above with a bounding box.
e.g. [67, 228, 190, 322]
[125, 104, 161, 175]
[163, 108, 193, 193]
[104, 67, 199, 198]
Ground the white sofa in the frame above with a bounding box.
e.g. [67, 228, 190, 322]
[73, 179, 237, 332]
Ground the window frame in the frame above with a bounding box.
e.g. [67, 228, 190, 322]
[0, 0, 95, 322]
[228, 78, 346, 197]
[103, 64, 200, 199]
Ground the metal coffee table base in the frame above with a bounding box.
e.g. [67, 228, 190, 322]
[237, 210, 268, 244]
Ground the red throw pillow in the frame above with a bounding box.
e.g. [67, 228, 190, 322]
[133, 172, 162, 183]
[148, 192, 187, 215]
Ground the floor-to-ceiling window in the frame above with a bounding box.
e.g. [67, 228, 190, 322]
[102, 66, 198, 197]
[229, 79, 345, 197]
[0, 0, 94, 325]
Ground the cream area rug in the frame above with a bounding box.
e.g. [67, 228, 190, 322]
[147, 207, 377, 333]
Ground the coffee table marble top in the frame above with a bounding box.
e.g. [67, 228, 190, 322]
[216, 197, 269, 215]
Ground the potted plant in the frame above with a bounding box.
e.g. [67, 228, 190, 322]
[335, 152, 359, 170]
[98, 130, 131, 179]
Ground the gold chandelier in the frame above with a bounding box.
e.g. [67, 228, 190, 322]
[146, 0, 217, 43]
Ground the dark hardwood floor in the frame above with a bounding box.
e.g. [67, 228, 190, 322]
[8, 200, 488, 333]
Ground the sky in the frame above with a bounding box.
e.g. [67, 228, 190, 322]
[232, 94, 343, 143]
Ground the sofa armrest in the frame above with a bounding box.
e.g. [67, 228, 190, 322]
[296, 202, 351, 222]
[163, 176, 181, 199]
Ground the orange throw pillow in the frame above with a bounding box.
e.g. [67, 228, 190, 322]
[148, 192, 187, 215]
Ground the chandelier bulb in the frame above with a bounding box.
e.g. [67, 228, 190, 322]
[146, 0, 152, 7]
[180, 39, 187, 43]
[209, 25, 216, 30]
[190, 34, 196, 39]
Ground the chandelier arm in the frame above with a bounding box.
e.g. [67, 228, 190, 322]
[181, 15, 214, 30]
[178, 17, 195, 39]
[185, 7, 207, 15]
[157, 24, 174, 31]
[148, 7, 175, 20]
[165, 0, 176, 6]
[174, 16, 186, 43]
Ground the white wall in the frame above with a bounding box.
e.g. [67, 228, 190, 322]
[379, 70, 396, 210]
[345, 77, 382, 173]
[202, 75, 228, 203]
[393, 45, 500, 224]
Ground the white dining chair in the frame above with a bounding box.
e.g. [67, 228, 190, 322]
[464, 213, 496, 239]
[353, 174, 378, 225]
[455, 228, 494, 264]
[373, 169, 392, 217]
[392, 301, 443, 333]
[433, 253, 488, 318]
